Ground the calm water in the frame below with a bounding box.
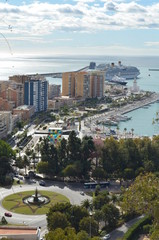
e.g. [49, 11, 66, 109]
[1, 55, 159, 136]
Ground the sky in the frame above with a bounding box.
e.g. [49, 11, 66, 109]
[0, 0, 159, 56]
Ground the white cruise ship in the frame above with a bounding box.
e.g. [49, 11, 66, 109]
[90, 61, 140, 81]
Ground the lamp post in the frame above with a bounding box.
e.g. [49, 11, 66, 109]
[89, 211, 93, 238]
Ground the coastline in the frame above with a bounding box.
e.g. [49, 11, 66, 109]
[83, 92, 159, 138]
[86, 92, 159, 123]
[117, 92, 159, 115]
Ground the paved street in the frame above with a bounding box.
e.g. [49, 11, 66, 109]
[0, 181, 92, 237]
[110, 215, 144, 240]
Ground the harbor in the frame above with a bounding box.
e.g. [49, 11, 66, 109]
[84, 92, 159, 138]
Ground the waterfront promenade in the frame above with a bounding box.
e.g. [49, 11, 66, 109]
[83, 92, 159, 138]
[86, 92, 159, 124]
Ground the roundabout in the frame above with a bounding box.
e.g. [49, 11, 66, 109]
[0, 182, 92, 231]
[2, 189, 69, 215]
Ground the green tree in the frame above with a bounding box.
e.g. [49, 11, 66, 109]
[81, 199, 92, 210]
[47, 211, 70, 231]
[62, 164, 78, 178]
[93, 191, 110, 210]
[77, 230, 89, 240]
[101, 137, 120, 175]
[47, 203, 88, 232]
[69, 205, 89, 231]
[123, 168, 135, 180]
[57, 138, 68, 171]
[80, 136, 95, 177]
[94, 210, 104, 228]
[67, 131, 81, 164]
[40, 137, 59, 176]
[120, 173, 159, 220]
[23, 154, 29, 174]
[92, 168, 106, 181]
[36, 161, 49, 175]
[102, 203, 120, 228]
[79, 216, 99, 237]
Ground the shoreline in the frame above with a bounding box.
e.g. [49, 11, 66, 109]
[118, 92, 159, 115]
[86, 92, 159, 123]
[84, 92, 159, 138]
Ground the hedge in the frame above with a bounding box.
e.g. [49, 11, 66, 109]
[122, 215, 152, 240]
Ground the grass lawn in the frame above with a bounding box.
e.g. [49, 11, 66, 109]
[2, 190, 69, 215]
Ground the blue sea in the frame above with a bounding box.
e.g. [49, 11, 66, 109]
[1, 55, 159, 136]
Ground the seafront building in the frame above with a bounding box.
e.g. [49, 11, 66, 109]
[0, 111, 12, 139]
[9, 75, 31, 84]
[49, 84, 61, 99]
[62, 71, 105, 99]
[24, 78, 48, 112]
[0, 81, 24, 110]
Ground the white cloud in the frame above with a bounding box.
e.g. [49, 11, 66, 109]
[145, 42, 159, 47]
[74, 0, 95, 2]
[0, 1, 159, 37]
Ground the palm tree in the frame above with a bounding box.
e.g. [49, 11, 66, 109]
[81, 199, 92, 210]
[56, 115, 60, 126]
[124, 128, 127, 139]
[35, 143, 40, 161]
[31, 151, 36, 173]
[116, 126, 120, 138]
[23, 154, 29, 175]
[131, 128, 134, 138]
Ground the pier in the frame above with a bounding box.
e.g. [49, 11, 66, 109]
[85, 92, 159, 125]
[28, 72, 63, 78]
[27, 66, 89, 78]
[149, 69, 159, 71]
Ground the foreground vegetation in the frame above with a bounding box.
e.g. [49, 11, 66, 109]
[2, 132, 159, 238]
[36, 133, 159, 182]
[46, 189, 120, 239]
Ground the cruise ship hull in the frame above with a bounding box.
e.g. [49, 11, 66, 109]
[95, 61, 140, 81]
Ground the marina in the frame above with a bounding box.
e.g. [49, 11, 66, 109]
[84, 92, 159, 138]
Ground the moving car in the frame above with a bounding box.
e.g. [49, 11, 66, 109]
[4, 212, 12, 217]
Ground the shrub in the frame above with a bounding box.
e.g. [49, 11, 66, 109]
[143, 224, 152, 234]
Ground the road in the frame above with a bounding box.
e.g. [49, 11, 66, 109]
[0, 181, 92, 237]
[110, 215, 144, 240]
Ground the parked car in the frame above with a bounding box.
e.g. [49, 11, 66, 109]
[4, 212, 12, 217]
[39, 180, 46, 186]
[30, 179, 36, 183]
[102, 234, 111, 240]
[24, 174, 30, 179]
[80, 191, 85, 196]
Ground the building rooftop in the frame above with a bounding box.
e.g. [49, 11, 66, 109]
[15, 105, 34, 110]
[0, 226, 37, 235]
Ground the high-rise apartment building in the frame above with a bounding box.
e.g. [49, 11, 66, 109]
[0, 81, 24, 108]
[0, 111, 12, 139]
[48, 84, 61, 99]
[24, 78, 48, 112]
[62, 72, 76, 97]
[62, 71, 104, 99]
[9, 75, 31, 84]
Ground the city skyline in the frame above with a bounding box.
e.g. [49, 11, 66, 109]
[0, 0, 159, 56]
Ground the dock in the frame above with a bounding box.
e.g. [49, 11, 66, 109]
[149, 69, 159, 71]
[85, 92, 159, 125]
[27, 66, 89, 78]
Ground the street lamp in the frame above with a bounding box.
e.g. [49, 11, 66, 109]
[89, 211, 93, 238]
